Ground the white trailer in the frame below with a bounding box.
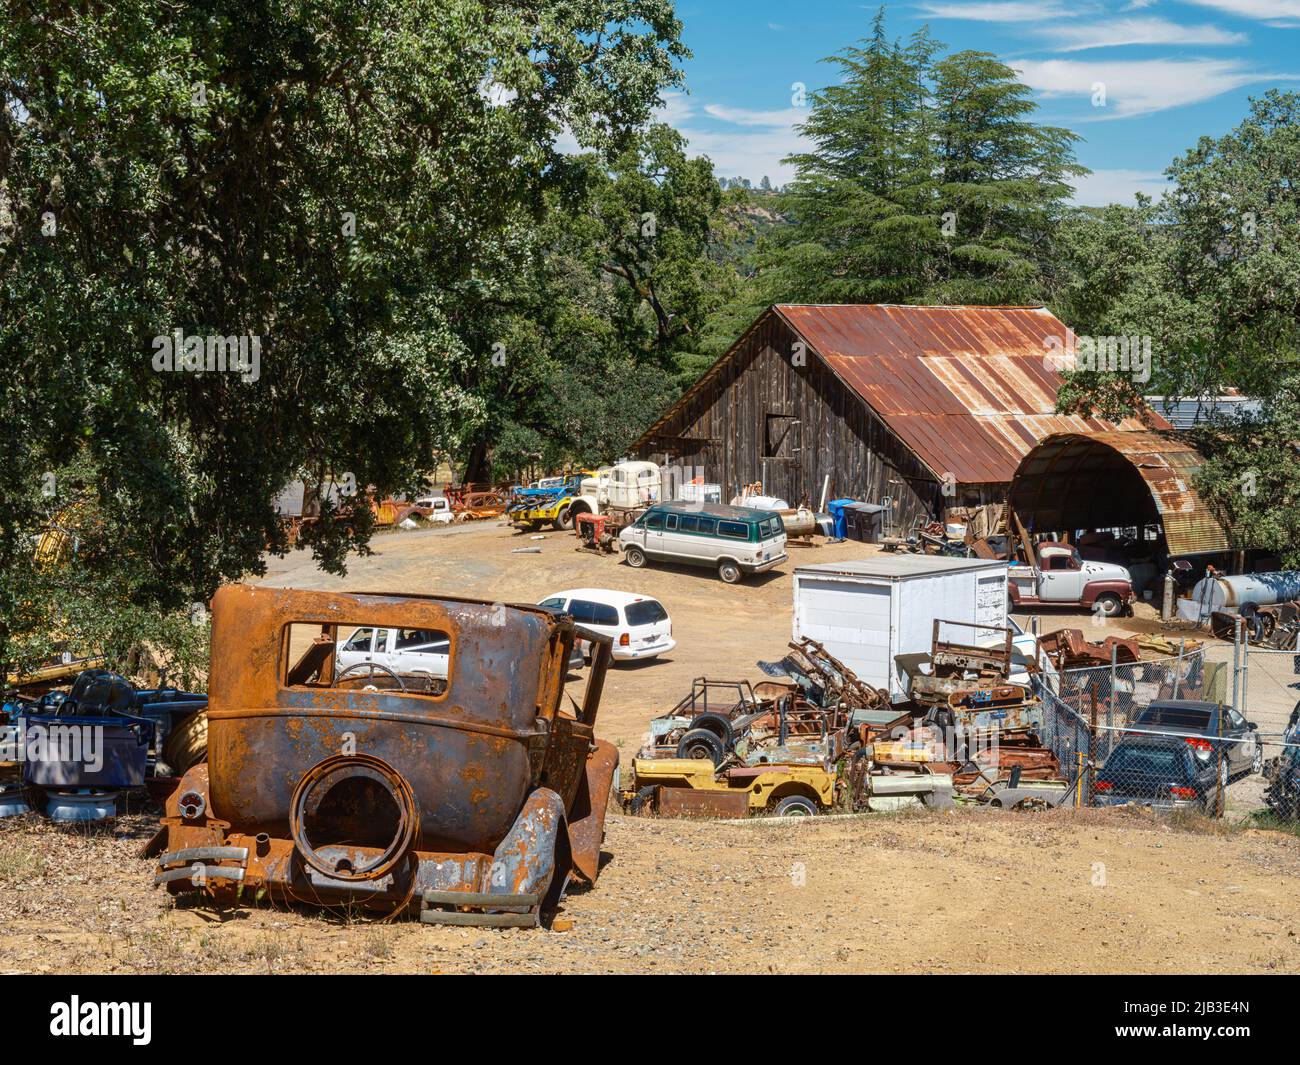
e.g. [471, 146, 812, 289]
[792, 555, 1010, 701]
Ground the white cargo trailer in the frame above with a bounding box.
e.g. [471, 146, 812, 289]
[792, 555, 1010, 700]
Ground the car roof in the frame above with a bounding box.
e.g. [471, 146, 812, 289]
[646, 502, 779, 520]
[541, 588, 664, 607]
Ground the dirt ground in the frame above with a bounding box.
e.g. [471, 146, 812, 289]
[2, 521, 1298, 974]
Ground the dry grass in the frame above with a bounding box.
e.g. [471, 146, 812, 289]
[0, 834, 46, 882]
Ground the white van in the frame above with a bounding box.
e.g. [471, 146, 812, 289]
[619, 503, 787, 584]
[537, 589, 675, 661]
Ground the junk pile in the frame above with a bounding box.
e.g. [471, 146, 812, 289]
[623, 623, 1074, 819]
[882, 518, 973, 558]
[445, 482, 510, 521]
[1038, 629, 1141, 670]
[0, 669, 206, 823]
[1038, 628, 1202, 670]
[149, 585, 617, 928]
[1209, 599, 1300, 650]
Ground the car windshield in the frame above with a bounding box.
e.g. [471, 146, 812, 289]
[341, 627, 374, 652]
[625, 600, 668, 626]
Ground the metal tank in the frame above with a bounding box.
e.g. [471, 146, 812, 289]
[1190, 571, 1300, 612]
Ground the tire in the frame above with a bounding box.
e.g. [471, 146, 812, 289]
[772, 794, 819, 817]
[1252, 744, 1264, 776]
[1093, 593, 1123, 618]
[624, 545, 647, 569]
[629, 786, 658, 816]
[718, 560, 743, 584]
[676, 728, 727, 766]
[552, 506, 573, 532]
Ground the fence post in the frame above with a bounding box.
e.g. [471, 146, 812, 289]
[1108, 644, 1117, 738]
[1173, 637, 1185, 699]
[1215, 691, 1226, 818]
[1241, 619, 1251, 720]
[1231, 616, 1242, 716]
[1088, 691, 1098, 807]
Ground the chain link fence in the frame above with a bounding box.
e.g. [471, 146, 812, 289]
[1035, 636, 1300, 817]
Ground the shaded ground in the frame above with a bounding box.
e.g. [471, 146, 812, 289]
[3, 521, 1295, 974]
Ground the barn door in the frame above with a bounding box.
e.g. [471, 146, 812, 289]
[761, 412, 801, 502]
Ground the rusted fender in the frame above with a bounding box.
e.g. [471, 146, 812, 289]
[566, 739, 618, 885]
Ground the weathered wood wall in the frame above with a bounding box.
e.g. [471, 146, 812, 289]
[635, 313, 1002, 530]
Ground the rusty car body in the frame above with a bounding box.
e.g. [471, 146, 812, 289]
[152, 585, 618, 928]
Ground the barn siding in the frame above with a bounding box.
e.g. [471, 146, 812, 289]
[636, 316, 956, 530]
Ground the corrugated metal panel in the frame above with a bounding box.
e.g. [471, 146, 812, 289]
[1148, 395, 1262, 430]
[775, 304, 1164, 484]
[1008, 431, 1230, 556]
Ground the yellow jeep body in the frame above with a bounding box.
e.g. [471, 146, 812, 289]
[629, 757, 835, 814]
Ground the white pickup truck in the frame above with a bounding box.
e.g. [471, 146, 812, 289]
[1008, 542, 1135, 618]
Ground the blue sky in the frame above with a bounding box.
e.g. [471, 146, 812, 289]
[663, 1, 1298, 204]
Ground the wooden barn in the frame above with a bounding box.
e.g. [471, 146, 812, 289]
[632, 304, 1159, 530]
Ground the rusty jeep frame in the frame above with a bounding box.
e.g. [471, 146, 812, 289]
[152, 585, 618, 928]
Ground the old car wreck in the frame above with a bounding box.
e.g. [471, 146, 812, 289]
[151, 585, 618, 928]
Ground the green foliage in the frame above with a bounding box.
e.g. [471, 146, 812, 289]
[480, 123, 741, 479]
[759, 10, 1083, 307]
[0, 0, 686, 673]
[1054, 91, 1300, 561]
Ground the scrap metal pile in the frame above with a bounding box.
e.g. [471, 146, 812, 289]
[623, 622, 1075, 819]
[1210, 601, 1300, 650]
[0, 670, 206, 822]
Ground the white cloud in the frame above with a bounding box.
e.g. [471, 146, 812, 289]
[1070, 168, 1169, 205]
[1037, 16, 1247, 50]
[916, 1, 1075, 21]
[1012, 57, 1292, 116]
[1182, 0, 1300, 19]
[703, 104, 806, 127]
[668, 100, 810, 184]
[656, 91, 695, 127]
[548, 93, 808, 185]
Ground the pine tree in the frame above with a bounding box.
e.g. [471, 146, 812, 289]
[760, 10, 1083, 306]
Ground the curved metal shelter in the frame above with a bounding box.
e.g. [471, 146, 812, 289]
[1007, 431, 1230, 557]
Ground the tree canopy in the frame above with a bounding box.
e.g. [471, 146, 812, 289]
[0, 0, 687, 672]
[1054, 91, 1300, 564]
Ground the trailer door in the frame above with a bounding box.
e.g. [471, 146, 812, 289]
[974, 572, 1008, 641]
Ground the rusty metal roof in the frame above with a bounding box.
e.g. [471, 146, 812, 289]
[1007, 431, 1230, 556]
[774, 305, 1164, 484]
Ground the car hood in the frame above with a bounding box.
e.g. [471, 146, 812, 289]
[1081, 560, 1131, 582]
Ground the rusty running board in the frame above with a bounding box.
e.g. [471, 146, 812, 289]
[420, 890, 543, 928]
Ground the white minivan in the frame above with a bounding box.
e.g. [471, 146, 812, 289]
[537, 589, 675, 662]
[619, 502, 787, 584]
